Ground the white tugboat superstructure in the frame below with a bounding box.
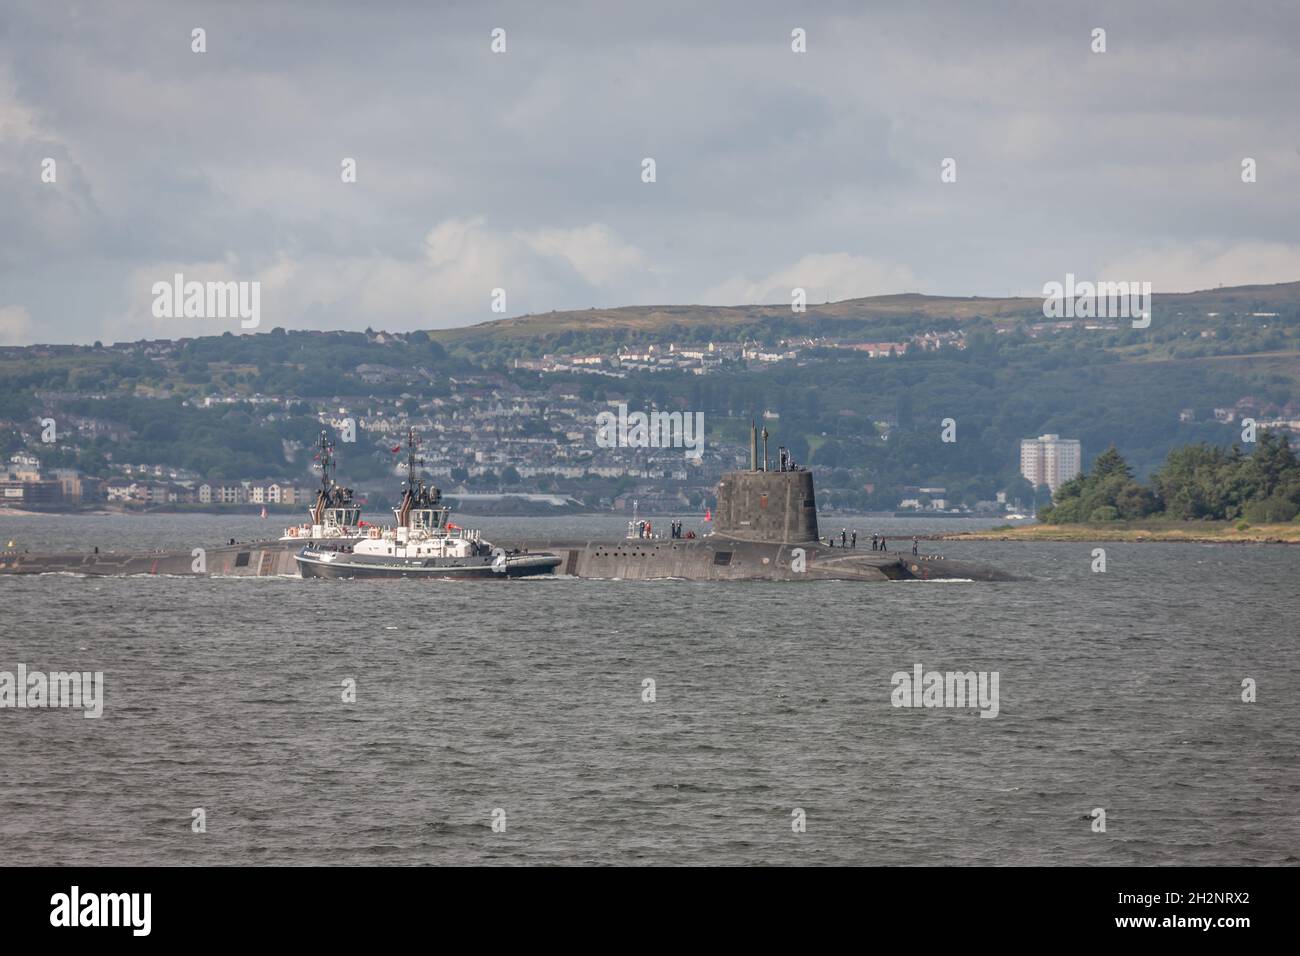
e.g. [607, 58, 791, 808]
[280, 431, 366, 544]
[294, 429, 561, 580]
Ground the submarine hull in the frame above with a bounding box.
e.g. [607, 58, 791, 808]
[0, 537, 1010, 582]
[524, 537, 1014, 582]
[1, 447, 1015, 583]
[519, 456, 1015, 582]
[0, 540, 304, 577]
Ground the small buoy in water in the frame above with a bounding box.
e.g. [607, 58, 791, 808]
[5, 541, 13, 548]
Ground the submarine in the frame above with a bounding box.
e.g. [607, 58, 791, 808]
[0, 425, 1012, 582]
[521, 424, 1013, 583]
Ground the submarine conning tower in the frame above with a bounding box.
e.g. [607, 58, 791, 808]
[713, 422, 820, 544]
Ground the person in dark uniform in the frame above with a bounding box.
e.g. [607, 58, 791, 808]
[840, 528, 847, 547]
[912, 536, 919, 556]
[851, 530, 857, 549]
[871, 533, 878, 551]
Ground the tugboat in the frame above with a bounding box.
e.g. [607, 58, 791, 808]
[280, 431, 366, 544]
[0, 429, 369, 577]
[294, 429, 561, 580]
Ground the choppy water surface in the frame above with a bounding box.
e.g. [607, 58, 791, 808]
[1, 513, 1297, 865]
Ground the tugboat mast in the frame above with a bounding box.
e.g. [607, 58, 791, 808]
[396, 427, 424, 528]
[310, 430, 336, 526]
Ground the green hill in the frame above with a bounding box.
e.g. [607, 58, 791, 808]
[2, 281, 1298, 509]
[429, 280, 1300, 356]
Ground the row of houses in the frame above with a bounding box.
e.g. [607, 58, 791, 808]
[2, 449, 321, 509]
[516, 331, 970, 374]
[1, 454, 89, 507]
[103, 479, 311, 506]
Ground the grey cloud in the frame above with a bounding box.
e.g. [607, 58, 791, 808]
[2, 0, 1298, 343]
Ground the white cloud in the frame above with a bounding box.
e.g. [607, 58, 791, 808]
[1098, 242, 1300, 293]
[519, 224, 645, 286]
[105, 219, 649, 342]
[700, 253, 922, 306]
[0, 66, 44, 142]
[0, 305, 34, 345]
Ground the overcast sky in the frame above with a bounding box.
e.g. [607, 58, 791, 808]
[2, 0, 1299, 345]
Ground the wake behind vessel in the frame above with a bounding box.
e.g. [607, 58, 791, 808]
[295, 430, 561, 580]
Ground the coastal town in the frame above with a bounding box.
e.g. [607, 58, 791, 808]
[3, 312, 1297, 517]
[0, 328, 971, 515]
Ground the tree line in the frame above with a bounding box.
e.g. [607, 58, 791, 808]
[1041, 430, 1300, 524]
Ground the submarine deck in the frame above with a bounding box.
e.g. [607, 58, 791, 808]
[1, 536, 1014, 582]
[520, 536, 1013, 582]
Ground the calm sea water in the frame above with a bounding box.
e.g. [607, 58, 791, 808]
[1, 513, 1297, 865]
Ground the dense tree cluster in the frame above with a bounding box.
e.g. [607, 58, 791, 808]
[1041, 431, 1300, 523]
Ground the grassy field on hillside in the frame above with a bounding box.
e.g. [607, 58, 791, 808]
[942, 521, 1300, 543]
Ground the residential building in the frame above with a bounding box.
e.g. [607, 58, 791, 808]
[1020, 434, 1082, 492]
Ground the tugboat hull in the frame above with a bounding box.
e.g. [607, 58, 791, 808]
[295, 548, 561, 580]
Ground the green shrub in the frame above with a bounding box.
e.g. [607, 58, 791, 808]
[1242, 495, 1299, 524]
[1041, 499, 1081, 524]
[1089, 506, 1120, 522]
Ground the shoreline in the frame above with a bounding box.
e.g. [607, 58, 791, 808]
[940, 523, 1300, 544]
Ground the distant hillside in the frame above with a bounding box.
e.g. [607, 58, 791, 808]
[429, 281, 1300, 350]
[2, 279, 1297, 511]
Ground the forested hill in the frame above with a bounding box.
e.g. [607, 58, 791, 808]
[2, 280, 1298, 508]
[429, 280, 1300, 358]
